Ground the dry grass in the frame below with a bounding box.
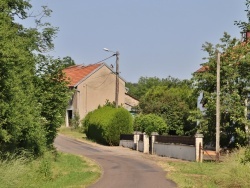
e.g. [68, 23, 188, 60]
[161, 148, 250, 188]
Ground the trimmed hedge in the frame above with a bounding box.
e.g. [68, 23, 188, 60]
[82, 106, 133, 145]
[133, 114, 168, 136]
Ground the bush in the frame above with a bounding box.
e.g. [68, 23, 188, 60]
[240, 147, 250, 164]
[133, 114, 168, 136]
[82, 106, 133, 145]
[70, 112, 81, 130]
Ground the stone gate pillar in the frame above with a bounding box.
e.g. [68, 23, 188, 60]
[133, 131, 141, 151]
[151, 132, 158, 154]
[143, 133, 149, 154]
[195, 133, 204, 162]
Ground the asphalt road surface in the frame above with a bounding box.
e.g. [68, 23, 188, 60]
[54, 134, 177, 188]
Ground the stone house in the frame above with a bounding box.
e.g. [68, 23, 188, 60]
[63, 63, 139, 127]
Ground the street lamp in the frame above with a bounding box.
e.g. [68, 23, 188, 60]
[103, 48, 120, 108]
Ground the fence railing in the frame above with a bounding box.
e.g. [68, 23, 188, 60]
[139, 134, 143, 141]
[120, 134, 134, 141]
[155, 135, 195, 146]
[119, 133, 203, 162]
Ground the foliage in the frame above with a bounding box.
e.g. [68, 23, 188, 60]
[126, 77, 161, 99]
[0, 0, 48, 155]
[82, 106, 133, 145]
[190, 1, 250, 148]
[126, 76, 196, 136]
[35, 55, 71, 147]
[139, 86, 197, 135]
[234, 0, 250, 31]
[69, 111, 81, 130]
[103, 99, 116, 108]
[61, 56, 76, 68]
[0, 0, 72, 155]
[240, 146, 250, 164]
[126, 76, 192, 100]
[133, 114, 168, 136]
[192, 30, 250, 147]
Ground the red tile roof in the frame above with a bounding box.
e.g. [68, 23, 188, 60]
[63, 63, 103, 87]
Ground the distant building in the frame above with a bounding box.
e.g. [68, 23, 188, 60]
[63, 63, 139, 127]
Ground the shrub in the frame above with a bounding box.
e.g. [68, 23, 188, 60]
[240, 147, 250, 164]
[133, 114, 168, 136]
[70, 112, 81, 130]
[82, 106, 133, 145]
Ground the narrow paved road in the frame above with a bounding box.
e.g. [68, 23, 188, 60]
[54, 134, 177, 188]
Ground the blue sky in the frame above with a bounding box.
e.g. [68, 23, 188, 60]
[25, 0, 246, 83]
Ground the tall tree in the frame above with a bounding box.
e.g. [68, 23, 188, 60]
[0, 0, 47, 154]
[192, 0, 250, 147]
[139, 85, 197, 135]
[126, 76, 191, 100]
[192, 31, 250, 147]
[0, 1, 70, 155]
[61, 56, 75, 68]
[35, 55, 71, 146]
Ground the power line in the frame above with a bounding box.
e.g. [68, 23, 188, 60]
[87, 74, 111, 89]
[80, 54, 116, 66]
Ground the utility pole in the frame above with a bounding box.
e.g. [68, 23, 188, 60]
[216, 52, 221, 162]
[103, 48, 120, 108]
[115, 51, 120, 108]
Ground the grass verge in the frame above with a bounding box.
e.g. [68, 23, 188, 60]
[0, 150, 101, 188]
[161, 148, 250, 188]
[59, 126, 86, 140]
[58, 126, 97, 145]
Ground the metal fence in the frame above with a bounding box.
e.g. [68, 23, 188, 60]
[139, 134, 143, 141]
[155, 135, 195, 146]
[120, 134, 134, 141]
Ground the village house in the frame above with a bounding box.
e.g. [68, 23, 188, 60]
[63, 63, 139, 127]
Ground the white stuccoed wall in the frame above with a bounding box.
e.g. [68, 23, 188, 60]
[120, 133, 204, 162]
[153, 143, 196, 161]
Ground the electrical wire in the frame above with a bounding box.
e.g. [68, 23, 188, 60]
[88, 72, 114, 80]
[87, 74, 111, 89]
[80, 54, 116, 66]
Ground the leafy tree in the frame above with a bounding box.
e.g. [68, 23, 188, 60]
[35, 55, 71, 146]
[0, 0, 47, 155]
[139, 86, 197, 135]
[133, 114, 167, 136]
[0, 1, 71, 155]
[126, 77, 161, 99]
[192, 30, 250, 147]
[125, 82, 139, 98]
[191, 0, 250, 147]
[126, 76, 192, 100]
[134, 77, 162, 99]
[61, 56, 75, 68]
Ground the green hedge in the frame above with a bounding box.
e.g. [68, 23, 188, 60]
[133, 114, 168, 136]
[82, 106, 133, 145]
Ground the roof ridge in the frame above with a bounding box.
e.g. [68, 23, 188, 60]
[64, 63, 103, 70]
[63, 63, 104, 87]
[64, 65, 81, 70]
